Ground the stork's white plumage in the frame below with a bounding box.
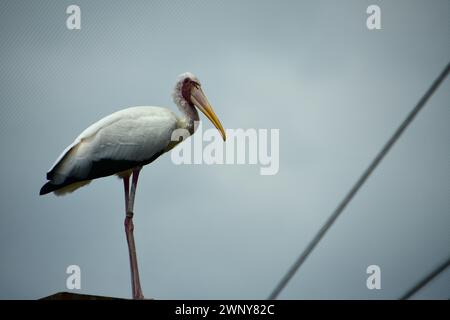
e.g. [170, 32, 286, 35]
[40, 72, 226, 299]
[41, 106, 179, 195]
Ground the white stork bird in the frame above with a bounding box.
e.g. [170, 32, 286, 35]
[39, 72, 226, 299]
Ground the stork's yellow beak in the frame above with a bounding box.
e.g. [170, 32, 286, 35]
[191, 86, 226, 141]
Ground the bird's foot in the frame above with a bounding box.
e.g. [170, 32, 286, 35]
[133, 293, 145, 300]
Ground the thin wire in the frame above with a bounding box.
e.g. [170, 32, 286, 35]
[400, 256, 450, 300]
[268, 62, 450, 300]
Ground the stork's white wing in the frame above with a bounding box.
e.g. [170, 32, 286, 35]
[47, 106, 178, 184]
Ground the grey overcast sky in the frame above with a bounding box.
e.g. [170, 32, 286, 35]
[0, 0, 449, 299]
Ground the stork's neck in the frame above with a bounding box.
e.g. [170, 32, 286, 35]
[178, 102, 199, 135]
[173, 82, 199, 135]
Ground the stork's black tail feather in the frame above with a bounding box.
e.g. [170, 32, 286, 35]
[39, 182, 60, 195]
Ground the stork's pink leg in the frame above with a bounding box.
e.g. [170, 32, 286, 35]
[123, 168, 144, 299]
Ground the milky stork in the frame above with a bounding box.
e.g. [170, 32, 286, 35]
[39, 73, 226, 299]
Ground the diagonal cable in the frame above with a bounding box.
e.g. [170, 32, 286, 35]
[268, 62, 450, 300]
[400, 256, 450, 300]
